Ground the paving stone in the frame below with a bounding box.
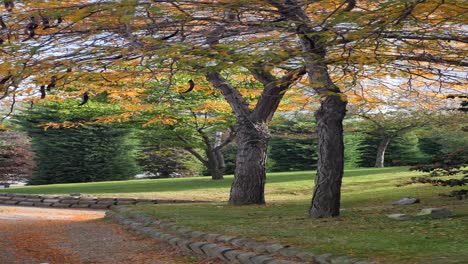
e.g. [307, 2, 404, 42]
[133, 213, 153, 223]
[160, 233, 173, 241]
[78, 201, 96, 205]
[89, 204, 109, 209]
[71, 203, 91, 208]
[9, 194, 26, 197]
[230, 238, 250, 247]
[34, 202, 53, 207]
[189, 231, 206, 239]
[221, 249, 244, 262]
[25, 198, 43, 203]
[168, 237, 181, 247]
[295, 251, 316, 262]
[212, 245, 235, 262]
[392, 197, 420, 205]
[18, 201, 35, 206]
[200, 243, 222, 259]
[79, 198, 98, 202]
[97, 200, 116, 205]
[236, 252, 257, 264]
[278, 248, 301, 257]
[98, 198, 116, 202]
[116, 201, 135, 205]
[60, 199, 80, 204]
[244, 241, 263, 249]
[252, 245, 268, 253]
[265, 243, 285, 253]
[267, 260, 303, 264]
[146, 230, 163, 240]
[175, 239, 193, 252]
[43, 199, 60, 203]
[416, 208, 453, 218]
[138, 225, 153, 233]
[51, 203, 71, 208]
[250, 254, 275, 264]
[11, 197, 27, 201]
[204, 233, 223, 242]
[216, 235, 237, 243]
[189, 241, 208, 255]
[387, 214, 412, 221]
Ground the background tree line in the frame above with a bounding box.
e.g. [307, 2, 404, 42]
[2, 102, 465, 186]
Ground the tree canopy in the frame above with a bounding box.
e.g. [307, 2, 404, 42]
[0, 0, 466, 218]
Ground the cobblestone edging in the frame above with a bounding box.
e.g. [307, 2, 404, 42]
[107, 206, 375, 264]
[0, 193, 207, 209]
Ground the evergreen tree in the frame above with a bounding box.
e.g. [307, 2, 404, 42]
[343, 133, 364, 169]
[15, 101, 139, 184]
[268, 115, 318, 172]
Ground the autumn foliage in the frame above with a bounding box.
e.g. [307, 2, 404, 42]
[0, 1, 466, 217]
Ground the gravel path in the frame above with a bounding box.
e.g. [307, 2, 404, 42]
[0, 205, 221, 264]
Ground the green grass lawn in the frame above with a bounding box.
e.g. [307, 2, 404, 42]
[2, 167, 467, 263]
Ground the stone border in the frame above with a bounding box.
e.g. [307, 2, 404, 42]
[107, 206, 375, 264]
[0, 193, 208, 209]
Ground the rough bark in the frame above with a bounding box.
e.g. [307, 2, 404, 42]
[229, 120, 269, 205]
[375, 135, 391, 168]
[206, 148, 226, 180]
[309, 95, 347, 218]
[183, 144, 226, 180]
[206, 69, 305, 205]
[270, 1, 349, 218]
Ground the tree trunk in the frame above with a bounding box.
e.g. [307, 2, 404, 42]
[375, 135, 391, 168]
[229, 121, 269, 205]
[207, 148, 226, 180]
[309, 95, 347, 218]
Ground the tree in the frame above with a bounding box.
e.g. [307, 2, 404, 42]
[1, 1, 465, 217]
[343, 132, 364, 169]
[352, 111, 440, 167]
[137, 146, 203, 178]
[268, 114, 317, 172]
[14, 101, 140, 184]
[138, 77, 238, 180]
[0, 131, 34, 185]
[356, 131, 426, 167]
[408, 148, 467, 199]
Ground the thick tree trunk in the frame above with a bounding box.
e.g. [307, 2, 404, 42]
[375, 136, 391, 168]
[309, 95, 347, 218]
[206, 68, 304, 205]
[229, 121, 269, 205]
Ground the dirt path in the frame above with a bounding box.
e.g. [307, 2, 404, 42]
[0, 206, 221, 264]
